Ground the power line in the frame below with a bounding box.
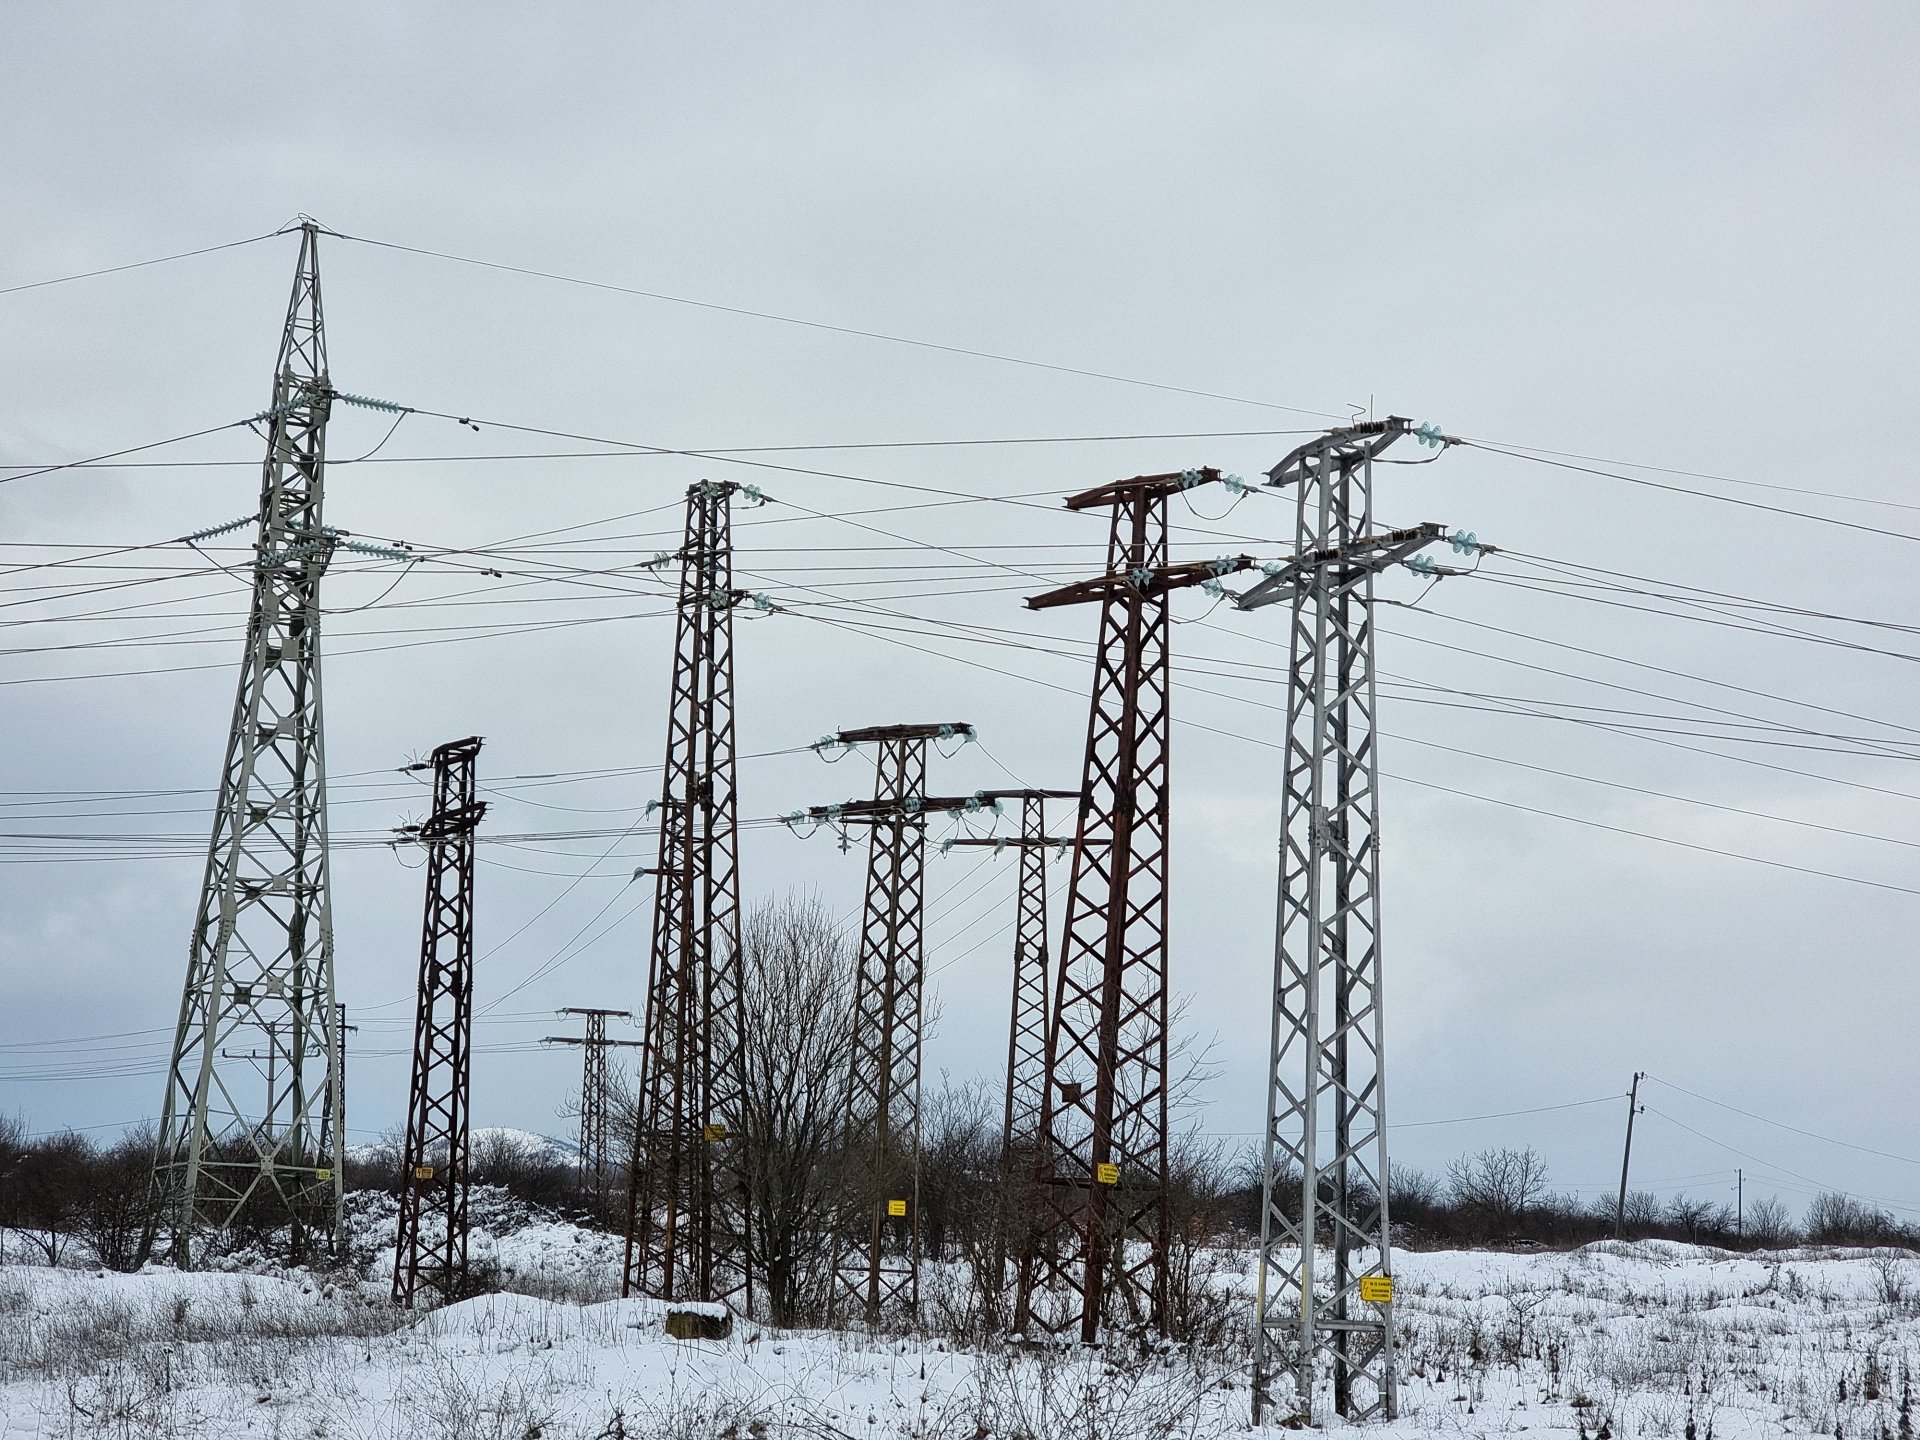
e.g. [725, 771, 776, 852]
[329, 228, 1346, 421]
[0, 427, 1322, 471]
[1463, 440, 1920, 547]
[1645, 1074, 1920, 1169]
[0, 231, 280, 298]
[1642, 1105, 1920, 1220]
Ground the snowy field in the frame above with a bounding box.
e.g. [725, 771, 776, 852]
[0, 1224, 1914, 1438]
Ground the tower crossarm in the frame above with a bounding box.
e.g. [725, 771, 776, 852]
[1060, 466, 1227, 511]
[1025, 555, 1254, 611]
[542, 1036, 647, 1048]
[942, 835, 1073, 849]
[1233, 522, 1446, 611]
[1264, 415, 1419, 489]
[830, 722, 975, 745]
[806, 793, 995, 824]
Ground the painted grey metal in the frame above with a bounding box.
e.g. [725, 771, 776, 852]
[154, 222, 345, 1265]
[1247, 417, 1447, 1423]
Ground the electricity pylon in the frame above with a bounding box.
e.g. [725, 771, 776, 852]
[393, 736, 487, 1308]
[624, 481, 753, 1308]
[810, 722, 980, 1325]
[1234, 416, 1449, 1423]
[943, 788, 1077, 1323]
[544, 1008, 642, 1202]
[154, 221, 347, 1264]
[1020, 469, 1251, 1342]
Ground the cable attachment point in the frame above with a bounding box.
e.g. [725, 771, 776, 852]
[1201, 554, 1241, 598]
[333, 391, 413, 415]
[1450, 530, 1483, 555]
[1177, 468, 1208, 489]
[180, 515, 255, 544]
[1221, 473, 1251, 496]
[739, 484, 768, 506]
[336, 539, 416, 563]
[251, 390, 313, 425]
[1414, 422, 1449, 448]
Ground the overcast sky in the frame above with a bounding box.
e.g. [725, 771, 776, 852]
[3, 5, 1918, 1223]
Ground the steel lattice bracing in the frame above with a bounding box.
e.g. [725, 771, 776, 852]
[1018, 471, 1248, 1342]
[624, 482, 751, 1308]
[1238, 418, 1446, 1423]
[946, 788, 1076, 1322]
[154, 223, 346, 1264]
[392, 737, 487, 1308]
[819, 723, 976, 1325]
[545, 1008, 641, 1203]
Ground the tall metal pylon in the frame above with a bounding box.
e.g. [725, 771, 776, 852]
[810, 722, 979, 1325]
[1234, 416, 1450, 1423]
[544, 1008, 642, 1203]
[624, 481, 753, 1308]
[154, 222, 346, 1264]
[392, 736, 487, 1308]
[1020, 469, 1250, 1342]
[943, 788, 1076, 1319]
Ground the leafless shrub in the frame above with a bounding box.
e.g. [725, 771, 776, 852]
[1447, 1147, 1550, 1239]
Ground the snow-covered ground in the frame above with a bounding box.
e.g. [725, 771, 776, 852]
[0, 1221, 1913, 1438]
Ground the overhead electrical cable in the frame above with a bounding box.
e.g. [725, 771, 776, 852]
[0, 231, 280, 298]
[328, 228, 1346, 420]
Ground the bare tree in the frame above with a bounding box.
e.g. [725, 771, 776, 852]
[1663, 1193, 1725, 1244]
[734, 894, 858, 1325]
[1806, 1191, 1898, 1247]
[80, 1127, 164, 1272]
[1446, 1146, 1549, 1239]
[1744, 1194, 1797, 1248]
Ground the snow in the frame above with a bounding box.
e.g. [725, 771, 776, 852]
[0, 1228, 1913, 1437]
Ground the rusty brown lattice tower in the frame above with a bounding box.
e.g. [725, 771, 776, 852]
[809, 723, 980, 1325]
[945, 788, 1076, 1321]
[1018, 469, 1249, 1342]
[393, 736, 487, 1308]
[624, 482, 752, 1308]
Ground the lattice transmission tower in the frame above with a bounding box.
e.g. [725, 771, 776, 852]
[154, 222, 347, 1264]
[545, 1008, 642, 1204]
[1234, 417, 1450, 1423]
[624, 481, 754, 1308]
[943, 788, 1076, 1317]
[1019, 469, 1250, 1342]
[392, 736, 487, 1308]
[808, 723, 981, 1325]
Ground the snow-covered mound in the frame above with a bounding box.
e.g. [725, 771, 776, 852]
[0, 1237, 1912, 1437]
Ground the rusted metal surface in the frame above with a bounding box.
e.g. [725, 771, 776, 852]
[1017, 469, 1233, 1342]
[393, 736, 486, 1308]
[624, 483, 751, 1310]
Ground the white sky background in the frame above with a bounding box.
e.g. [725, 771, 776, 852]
[2, 4, 1918, 1223]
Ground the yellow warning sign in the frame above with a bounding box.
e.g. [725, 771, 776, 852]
[314, 1168, 333, 1182]
[703, 1122, 728, 1142]
[415, 1165, 435, 1181]
[1095, 1162, 1120, 1186]
[887, 1199, 908, 1217]
[1359, 1275, 1394, 1304]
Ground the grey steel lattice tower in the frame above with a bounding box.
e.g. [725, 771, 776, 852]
[1019, 470, 1249, 1342]
[624, 481, 752, 1308]
[544, 1008, 641, 1201]
[393, 736, 487, 1308]
[154, 222, 346, 1264]
[1235, 418, 1446, 1423]
[816, 723, 977, 1324]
